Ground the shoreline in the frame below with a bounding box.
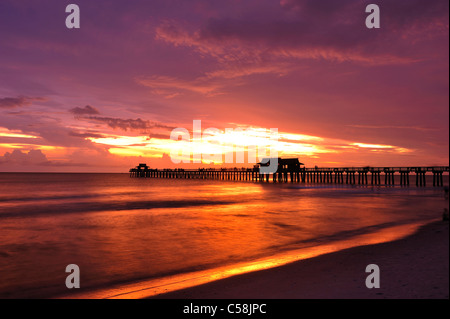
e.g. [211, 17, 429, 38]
[151, 220, 448, 299]
[58, 219, 446, 299]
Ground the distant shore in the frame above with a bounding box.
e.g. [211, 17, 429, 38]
[152, 220, 449, 299]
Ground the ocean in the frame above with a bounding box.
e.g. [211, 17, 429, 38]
[0, 173, 448, 298]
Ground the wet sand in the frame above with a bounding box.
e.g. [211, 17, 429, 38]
[152, 220, 449, 299]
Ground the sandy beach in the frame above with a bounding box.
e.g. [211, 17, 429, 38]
[153, 220, 449, 299]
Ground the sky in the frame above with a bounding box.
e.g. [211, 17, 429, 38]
[0, 0, 448, 172]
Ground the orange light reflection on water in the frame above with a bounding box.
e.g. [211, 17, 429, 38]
[60, 220, 431, 299]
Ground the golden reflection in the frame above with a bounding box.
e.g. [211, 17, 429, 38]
[59, 220, 431, 299]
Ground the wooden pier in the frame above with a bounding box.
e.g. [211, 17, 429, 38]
[129, 161, 449, 187]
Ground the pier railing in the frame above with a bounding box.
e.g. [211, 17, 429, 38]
[129, 165, 449, 187]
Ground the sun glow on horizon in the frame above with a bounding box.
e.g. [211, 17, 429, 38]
[0, 121, 419, 169]
[0, 128, 38, 139]
[78, 126, 416, 166]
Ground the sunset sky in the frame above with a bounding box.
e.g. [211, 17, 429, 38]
[0, 0, 448, 172]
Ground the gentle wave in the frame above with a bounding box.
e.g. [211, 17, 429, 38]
[0, 199, 242, 218]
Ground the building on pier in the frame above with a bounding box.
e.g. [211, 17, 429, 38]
[257, 158, 304, 173]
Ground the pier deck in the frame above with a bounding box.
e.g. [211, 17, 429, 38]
[130, 164, 449, 187]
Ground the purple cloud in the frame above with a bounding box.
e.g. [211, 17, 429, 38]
[69, 105, 100, 115]
[0, 149, 48, 165]
[80, 116, 174, 132]
[156, 0, 448, 66]
[0, 96, 46, 108]
[68, 130, 106, 139]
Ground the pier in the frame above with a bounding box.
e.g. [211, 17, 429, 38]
[129, 159, 449, 187]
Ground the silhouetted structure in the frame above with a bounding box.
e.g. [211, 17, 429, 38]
[129, 160, 449, 187]
[258, 158, 304, 182]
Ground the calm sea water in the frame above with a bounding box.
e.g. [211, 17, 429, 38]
[0, 173, 448, 298]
